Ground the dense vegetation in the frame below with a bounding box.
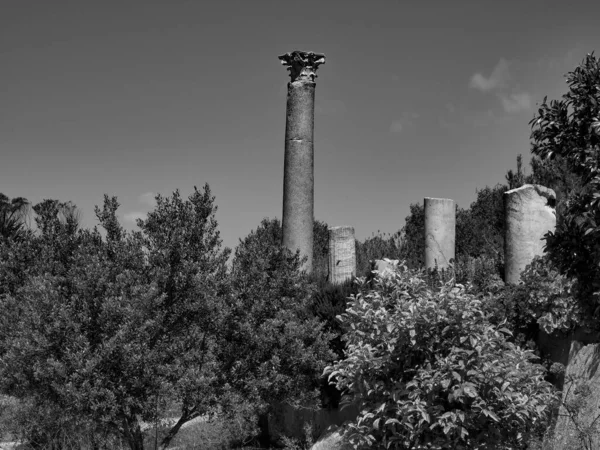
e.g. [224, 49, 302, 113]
[1, 53, 598, 449]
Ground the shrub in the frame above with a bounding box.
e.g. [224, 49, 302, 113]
[324, 263, 557, 449]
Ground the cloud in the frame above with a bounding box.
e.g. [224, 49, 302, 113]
[498, 92, 532, 113]
[389, 112, 419, 134]
[469, 59, 510, 92]
[123, 211, 146, 223]
[139, 192, 157, 207]
[468, 58, 532, 115]
[389, 119, 405, 133]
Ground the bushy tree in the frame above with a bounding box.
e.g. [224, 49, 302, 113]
[224, 218, 335, 438]
[0, 185, 231, 450]
[529, 52, 600, 323]
[0, 194, 30, 244]
[324, 265, 556, 449]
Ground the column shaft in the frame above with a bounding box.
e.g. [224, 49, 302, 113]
[328, 226, 356, 284]
[504, 184, 556, 284]
[279, 51, 325, 274]
[424, 198, 456, 270]
[282, 81, 315, 273]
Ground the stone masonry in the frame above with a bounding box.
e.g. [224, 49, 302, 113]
[279, 50, 325, 273]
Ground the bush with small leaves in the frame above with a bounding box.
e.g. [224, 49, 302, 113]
[324, 263, 557, 449]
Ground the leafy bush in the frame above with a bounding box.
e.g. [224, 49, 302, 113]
[324, 263, 557, 449]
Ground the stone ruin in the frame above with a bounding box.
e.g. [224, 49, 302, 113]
[504, 184, 556, 284]
[280, 50, 325, 274]
[328, 226, 356, 285]
[275, 51, 597, 449]
[424, 197, 456, 270]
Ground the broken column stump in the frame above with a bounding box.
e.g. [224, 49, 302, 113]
[328, 226, 356, 285]
[504, 184, 556, 284]
[424, 198, 456, 270]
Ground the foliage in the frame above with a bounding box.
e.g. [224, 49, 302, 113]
[452, 254, 504, 293]
[313, 219, 330, 283]
[3, 397, 123, 449]
[0, 194, 31, 244]
[355, 231, 403, 277]
[529, 52, 600, 324]
[398, 203, 425, 270]
[516, 256, 580, 334]
[505, 154, 533, 190]
[224, 217, 335, 430]
[324, 264, 557, 449]
[0, 185, 231, 450]
[528, 154, 582, 221]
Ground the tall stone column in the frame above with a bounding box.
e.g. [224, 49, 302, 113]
[504, 184, 556, 284]
[424, 198, 456, 270]
[279, 50, 325, 274]
[328, 226, 356, 284]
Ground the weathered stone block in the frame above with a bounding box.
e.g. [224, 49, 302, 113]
[552, 341, 600, 448]
[328, 226, 356, 285]
[310, 425, 352, 450]
[373, 259, 399, 278]
[424, 198, 455, 270]
[504, 184, 556, 284]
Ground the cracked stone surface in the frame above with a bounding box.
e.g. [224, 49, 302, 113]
[504, 184, 556, 284]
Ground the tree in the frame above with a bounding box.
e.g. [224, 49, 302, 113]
[398, 203, 425, 269]
[0, 185, 231, 449]
[223, 218, 334, 430]
[0, 194, 30, 244]
[529, 52, 600, 322]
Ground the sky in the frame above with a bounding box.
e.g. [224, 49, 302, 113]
[1, 0, 599, 254]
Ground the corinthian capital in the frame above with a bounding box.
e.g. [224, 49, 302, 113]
[278, 50, 326, 82]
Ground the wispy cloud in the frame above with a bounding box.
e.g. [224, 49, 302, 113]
[123, 211, 146, 223]
[469, 59, 510, 92]
[389, 119, 405, 133]
[469, 58, 532, 114]
[389, 112, 419, 134]
[139, 192, 157, 207]
[498, 92, 532, 113]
